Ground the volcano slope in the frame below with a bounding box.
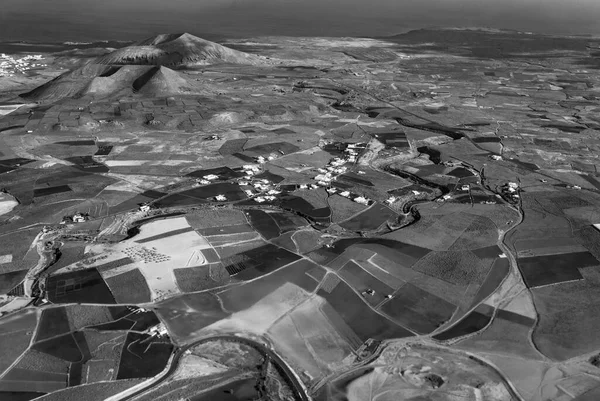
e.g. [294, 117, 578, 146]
[97, 33, 262, 67]
[1, 29, 600, 401]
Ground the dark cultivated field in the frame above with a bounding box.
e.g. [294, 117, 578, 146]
[225, 243, 301, 280]
[380, 283, 456, 334]
[64, 156, 109, 173]
[157, 193, 207, 208]
[277, 195, 331, 221]
[339, 173, 374, 187]
[469, 258, 510, 307]
[0, 392, 45, 400]
[518, 251, 598, 288]
[116, 332, 173, 379]
[32, 331, 90, 363]
[186, 166, 244, 180]
[219, 138, 247, 156]
[245, 209, 280, 239]
[339, 204, 397, 232]
[374, 132, 409, 148]
[35, 307, 71, 342]
[339, 261, 394, 306]
[202, 248, 221, 263]
[242, 141, 300, 157]
[104, 268, 152, 304]
[179, 183, 247, 201]
[135, 226, 195, 243]
[33, 185, 72, 197]
[268, 212, 307, 233]
[433, 304, 495, 341]
[318, 280, 414, 342]
[46, 269, 116, 304]
[218, 259, 322, 312]
[0, 270, 27, 293]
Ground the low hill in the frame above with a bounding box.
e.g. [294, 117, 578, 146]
[21, 64, 198, 102]
[96, 33, 260, 66]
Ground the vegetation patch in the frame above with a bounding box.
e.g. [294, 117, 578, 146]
[380, 283, 456, 334]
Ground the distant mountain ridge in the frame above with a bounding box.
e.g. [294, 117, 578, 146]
[382, 27, 594, 56]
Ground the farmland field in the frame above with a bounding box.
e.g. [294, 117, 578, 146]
[173, 264, 229, 292]
[116, 332, 173, 379]
[380, 283, 456, 334]
[412, 250, 492, 287]
[329, 194, 369, 223]
[433, 304, 495, 341]
[338, 261, 394, 306]
[0, 309, 37, 376]
[218, 258, 323, 312]
[104, 268, 152, 304]
[317, 279, 414, 342]
[339, 203, 396, 232]
[154, 293, 229, 344]
[46, 268, 116, 304]
[518, 251, 598, 288]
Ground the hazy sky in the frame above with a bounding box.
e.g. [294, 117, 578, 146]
[2, 0, 600, 42]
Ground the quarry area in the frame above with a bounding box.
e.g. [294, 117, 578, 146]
[0, 29, 600, 401]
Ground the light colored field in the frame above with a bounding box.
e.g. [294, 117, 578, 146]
[0, 255, 13, 264]
[204, 232, 261, 247]
[502, 290, 537, 319]
[268, 314, 328, 383]
[105, 160, 194, 167]
[170, 354, 229, 381]
[87, 217, 214, 301]
[0, 193, 18, 216]
[203, 282, 309, 335]
[288, 297, 354, 367]
[483, 353, 549, 401]
[132, 216, 191, 241]
[185, 209, 248, 229]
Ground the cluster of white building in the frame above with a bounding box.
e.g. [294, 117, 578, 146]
[0, 54, 45, 77]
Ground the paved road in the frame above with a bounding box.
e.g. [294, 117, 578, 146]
[120, 334, 309, 401]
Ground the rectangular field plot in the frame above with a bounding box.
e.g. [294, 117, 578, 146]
[222, 243, 300, 280]
[46, 269, 116, 304]
[518, 251, 599, 288]
[339, 261, 394, 306]
[433, 304, 494, 341]
[185, 209, 248, 229]
[196, 224, 253, 236]
[33, 185, 72, 197]
[380, 283, 456, 334]
[339, 204, 397, 232]
[317, 280, 414, 343]
[514, 237, 587, 257]
[218, 259, 323, 313]
[360, 259, 405, 290]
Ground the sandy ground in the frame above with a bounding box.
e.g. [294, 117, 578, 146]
[0, 193, 18, 216]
